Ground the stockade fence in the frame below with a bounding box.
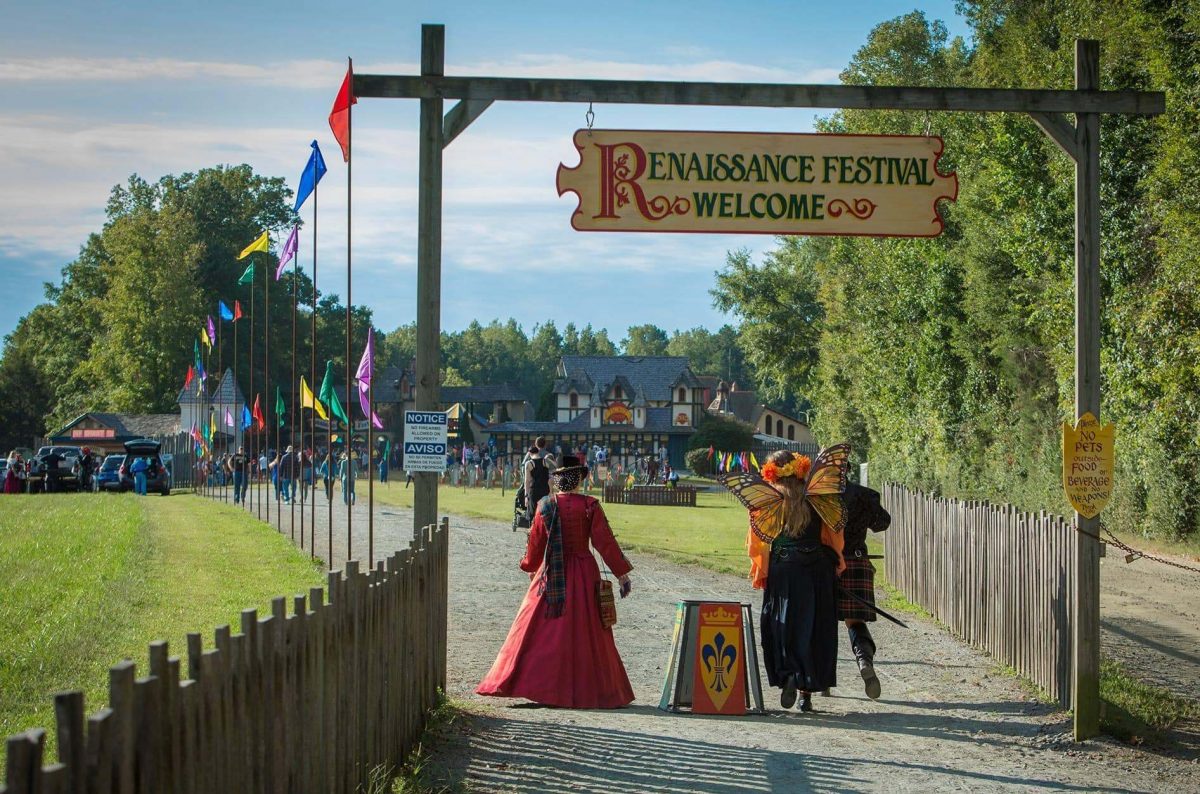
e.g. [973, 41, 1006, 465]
[881, 483, 1075, 709]
[603, 484, 697, 507]
[2, 518, 450, 794]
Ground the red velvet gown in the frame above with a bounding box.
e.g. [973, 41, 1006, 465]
[477, 492, 635, 708]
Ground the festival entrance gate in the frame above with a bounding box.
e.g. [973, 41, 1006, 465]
[356, 25, 1164, 740]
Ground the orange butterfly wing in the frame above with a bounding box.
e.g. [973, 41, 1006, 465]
[718, 473, 786, 542]
[803, 443, 851, 533]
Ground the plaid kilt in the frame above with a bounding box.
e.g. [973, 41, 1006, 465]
[837, 554, 877, 622]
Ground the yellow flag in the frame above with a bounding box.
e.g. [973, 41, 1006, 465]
[750, 452, 760, 471]
[300, 376, 328, 420]
[200, 330, 211, 351]
[238, 231, 270, 260]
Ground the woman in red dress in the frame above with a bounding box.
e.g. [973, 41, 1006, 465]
[477, 455, 635, 708]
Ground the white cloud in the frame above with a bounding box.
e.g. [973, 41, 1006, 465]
[0, 53, 840, 88]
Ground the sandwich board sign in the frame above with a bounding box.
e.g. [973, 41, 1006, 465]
[403, 411, 448, 472]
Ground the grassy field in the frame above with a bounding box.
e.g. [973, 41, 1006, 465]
[0, 493, 325, 766]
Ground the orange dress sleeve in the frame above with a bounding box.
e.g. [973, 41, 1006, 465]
[746, 524, 771, 589]
[586, 497, 633, 577]
[520, 499, 550, 573]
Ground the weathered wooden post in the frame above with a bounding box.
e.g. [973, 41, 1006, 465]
[413, 24, 445, 534]
[1072, 38, 1102, 742]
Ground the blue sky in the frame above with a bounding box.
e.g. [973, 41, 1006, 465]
[0, 1, 970, 345]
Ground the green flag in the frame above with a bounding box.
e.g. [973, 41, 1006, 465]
[318, 361, 349, 425]
[237, 262, 255, 285]
[275, 386, 286, 428]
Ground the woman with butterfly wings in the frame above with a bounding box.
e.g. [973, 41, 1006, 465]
[719, 444, 851, 712]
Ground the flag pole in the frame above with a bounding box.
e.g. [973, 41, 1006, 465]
[265, 248, 273, 529]
[345, 56, 355, 563]
[250, 273, 258, 518]
[291, 240, 299, 546]
[234, 300, 239, 507]
[310, 177, 318, 561]
[217, 319, 224, 503]
[368, 375, 374, 567]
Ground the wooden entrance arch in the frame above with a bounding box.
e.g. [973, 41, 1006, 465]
[355, 25, 1164, 739]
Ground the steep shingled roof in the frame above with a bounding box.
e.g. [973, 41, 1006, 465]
[553, 356, 701, 402]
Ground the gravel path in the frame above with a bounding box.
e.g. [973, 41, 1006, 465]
[213, 488, 1200, 791]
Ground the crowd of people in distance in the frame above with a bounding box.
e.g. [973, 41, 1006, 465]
[197, 442, 402, 507]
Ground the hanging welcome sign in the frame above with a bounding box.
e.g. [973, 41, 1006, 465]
[557, 129, 958, 237]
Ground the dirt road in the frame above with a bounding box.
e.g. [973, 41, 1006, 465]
[218, 490, 1199, 790]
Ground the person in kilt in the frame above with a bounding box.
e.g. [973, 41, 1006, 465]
[838, 481, 892, 699]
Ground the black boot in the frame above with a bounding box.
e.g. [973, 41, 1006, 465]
[780, 674, 798, 709]
[848, 623, 881, 700]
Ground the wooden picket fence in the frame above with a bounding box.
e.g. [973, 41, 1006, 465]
[2, 519, 450, 794]
[602, 484, 697, 507]
[881, 483, 1075, 708]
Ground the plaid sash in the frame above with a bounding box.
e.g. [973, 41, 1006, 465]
[538, 495, 566, 618]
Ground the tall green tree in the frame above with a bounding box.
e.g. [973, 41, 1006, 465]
[621, 324, 670, 356]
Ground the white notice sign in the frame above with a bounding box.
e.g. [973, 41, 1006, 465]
[403, 411, 448, 472]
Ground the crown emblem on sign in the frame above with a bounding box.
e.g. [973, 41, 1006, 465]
[706, 606, 739, 626]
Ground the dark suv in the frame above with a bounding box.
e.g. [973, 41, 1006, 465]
[119, 439, 172, 496]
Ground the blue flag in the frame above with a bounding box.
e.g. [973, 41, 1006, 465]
[218, 300, 234, 322]
[293, 140, 327, 212]
[242, 405, 252, 430]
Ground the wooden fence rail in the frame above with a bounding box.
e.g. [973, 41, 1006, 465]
[2, 518, 450, 794]
[603, 484, 697, 507]
[882, 483, 1075, 709]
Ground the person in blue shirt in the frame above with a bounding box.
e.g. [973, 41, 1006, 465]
[130, 456, 149, 496]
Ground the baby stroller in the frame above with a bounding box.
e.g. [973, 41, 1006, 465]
[512, 486, 531, 532]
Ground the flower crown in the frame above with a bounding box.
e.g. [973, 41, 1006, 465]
[761, 455, 811, 483]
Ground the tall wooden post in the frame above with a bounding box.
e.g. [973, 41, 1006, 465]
[1072, 38, 1102, 741]
[414, 24, 444, 535]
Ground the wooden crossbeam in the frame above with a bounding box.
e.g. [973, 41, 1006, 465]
[1029, 111, 1080, 160]
[356, 74, 1164, 116]
[443, 99, 494, 147]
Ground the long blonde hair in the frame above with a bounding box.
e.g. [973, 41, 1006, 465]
[766, 450, 812, 537]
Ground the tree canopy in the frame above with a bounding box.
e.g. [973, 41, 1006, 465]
[713, 3, 1200, 541]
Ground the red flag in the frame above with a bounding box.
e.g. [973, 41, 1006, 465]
[184, 365, 195, 389]
[328, 64, 356, 162]
[252, 394, 265, 431]
[234, 300, 243, 322]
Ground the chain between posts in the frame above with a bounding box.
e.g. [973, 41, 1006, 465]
[1095, 522, 1200, 574]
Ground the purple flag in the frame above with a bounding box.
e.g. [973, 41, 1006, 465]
[207, 315, 217, 346]
[276, 224, 299, 280]
[225, 408, 234, 428]
[355, 328, 384, 429]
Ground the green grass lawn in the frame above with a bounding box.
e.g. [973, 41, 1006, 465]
[0, 493, 325, 767]
[373, 482, 754, 575]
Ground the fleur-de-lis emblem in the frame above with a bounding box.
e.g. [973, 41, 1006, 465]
[701, 632, 738, 694]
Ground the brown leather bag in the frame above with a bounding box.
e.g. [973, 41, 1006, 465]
[597, 578, 617, 629]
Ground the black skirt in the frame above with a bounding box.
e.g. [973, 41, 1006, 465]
[760, 546, 839, 692]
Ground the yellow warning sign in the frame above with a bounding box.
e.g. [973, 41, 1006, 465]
[1062, 412, 1114, 519]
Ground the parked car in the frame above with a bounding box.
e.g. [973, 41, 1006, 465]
[118, 440, 171, 496]
[95, 454, 126, 492]
[29, 445, 84, 492]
